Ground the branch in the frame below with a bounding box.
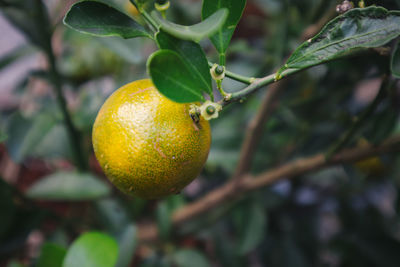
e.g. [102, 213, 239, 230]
[138, 134, 400, 242]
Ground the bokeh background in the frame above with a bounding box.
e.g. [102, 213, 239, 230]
[1, 0, 400, 266]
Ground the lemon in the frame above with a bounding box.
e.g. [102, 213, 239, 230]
[92, 79, 211, 199]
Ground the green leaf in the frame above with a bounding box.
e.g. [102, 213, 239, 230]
[280, 7, 400, 73]
[0, 132, 7, 143]
[115, 225, 137, 267]
[172, 249, 210, 267]
[202, 0, 246, 54]
[63, 232, 118, 267]
[156, 31, 212, 95]
[147, 50, 205, 103]
[64, 1, 151, 39]
[391, 41, 400, 78]
[151, 8, 228, 42]
[37, 243, 67, 267]
[5, 113, 56, 163]
[26, 172, 110, 201]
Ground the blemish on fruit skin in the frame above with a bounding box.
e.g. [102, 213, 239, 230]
[169, 187, 176, 193]
[153, 138, 167, 158]
[192, 120, 199, 131]
[129, 87, 152, 97]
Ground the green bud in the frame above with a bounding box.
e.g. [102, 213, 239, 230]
[206, 105, 216, 115]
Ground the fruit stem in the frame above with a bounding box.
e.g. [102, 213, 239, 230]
[208, 61, 255, 84]
[220, 68, 301, 106]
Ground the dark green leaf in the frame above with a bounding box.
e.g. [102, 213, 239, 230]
[64, 1, 151, 39]
[151, 8, 228, 42]
[280, 7, 400, 73]
[115, 225, 137, 267]
[202, 0, 246, 54]
[147, 50, 205, 103]
[5, 113, 56, 163]
[172, 249, 210, 267]
[156, 31, 212, 95]
[391, 41, 400, 78]
[37, 243, 67, 267]
[63, 232, 118, 267]
[26, 172, 110, 201]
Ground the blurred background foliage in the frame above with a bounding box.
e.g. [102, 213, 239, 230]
[1, 0, 400, 266]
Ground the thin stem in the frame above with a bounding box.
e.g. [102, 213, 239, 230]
[208, 62, 255, 84]
[326, 75, 391, 158]
[221, 68, 301, 106]
[35, 0, 87, 171]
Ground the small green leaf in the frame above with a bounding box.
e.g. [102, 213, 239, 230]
[172, 249, 210, 267]
[202, 0, 246, 54]
[151, 8, 228, 42]
[147, 50, 205, 103]
[26, 172, 110, 201]
[156, 31, 212, 95]
[391, 42, 400, 78]
[64, 1, 151, 39]
[37, 243, 67, 267]
[280, 7, 400, 73]
[63, 232, 118, 267]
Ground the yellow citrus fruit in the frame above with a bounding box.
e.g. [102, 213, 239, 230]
[92, 79, 211, 199]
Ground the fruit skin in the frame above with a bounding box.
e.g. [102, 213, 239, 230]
[92, 79, 211, 199]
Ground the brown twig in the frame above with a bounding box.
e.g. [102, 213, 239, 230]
[138, 134, 400, 242]
[232, 80, 286, 181]
[138, 5, 341, 243]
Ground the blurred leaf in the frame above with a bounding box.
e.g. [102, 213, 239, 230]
[279, 7, 400, 73]
[156, 201, 171, 241]
[0, 132, 7, 143]
[0, 44, 36, 72]
[172, 249, 210, 267]
[115, 224, 137, 267]
[32, 125, 73, 160]
[63, 232, 118, 267]
[202, 0, 246, 54]
[1, 0, 51, 49]
[37, 243, 66, 267]
[26, 172, 110, 201]
[147, 50, 205, 102]
[151, 8, 228, 42]
[236, 202, 267, 254]
[95, 198, 130, 233]
[64, 1, 151, 39]
[7, 261, 25, 267]
[391, 41, 400, 78]
[5, 113, 56, 163]
[0, 179, 16, 239]
[156, 31, 212, 96]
